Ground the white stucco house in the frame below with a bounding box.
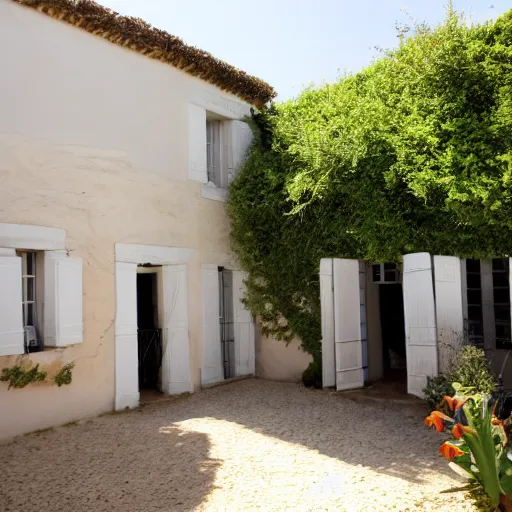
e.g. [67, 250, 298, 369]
[0, 0, 275, 439]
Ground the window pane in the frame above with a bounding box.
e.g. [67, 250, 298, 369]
[496, 323, 511, 340]
[466, 259, 481, 273]
[495, 305, 510, 322]
[26, 303, 34, 326]
[468, 305, 483, 322]
[467, 289, 482, 305]
[372, 265, 381, 281]
[494, 288, 509, 305]
[26, 277, 34, 301]
[26, 252, 34, 276]
[467, 273, 481, 289]
[492, 258, 508, 271]
[468, 320, 483, 336]
[493, 273, 509, 288]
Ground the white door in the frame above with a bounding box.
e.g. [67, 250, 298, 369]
[233, 270, 255, 376]
[333, 259, 365, 391]
[161, 265, 192, 395]
[201, 264, 223, 386]
[320, 258, 336, 388]
[115, 262, 139, 410]
[434, 256, 464, 374]
[403, 252, 438, 397]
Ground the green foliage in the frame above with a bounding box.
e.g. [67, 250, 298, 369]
[53, 362, 74, 387]
[424, 374, 454, 410]
[229, 8, 512, 368]
[0, 364, 47, 389]
[451, 346, 497, 394]
[423, 346, 496, 409]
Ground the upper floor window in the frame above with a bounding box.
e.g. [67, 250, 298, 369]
[206, 119, 231, 190]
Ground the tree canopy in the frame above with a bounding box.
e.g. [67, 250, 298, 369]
[228, 9, 512, 382]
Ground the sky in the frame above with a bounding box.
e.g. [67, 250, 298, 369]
[100, 0, 510, 101]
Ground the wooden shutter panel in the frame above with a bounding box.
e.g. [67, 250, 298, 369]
[233, 270, 255, 376]
[114, 262, 139, 410]
[0, 248, 24, 356]
[333, 258, 364, 391]
[320, 258, 335, 388]
[434, 256, 464, 374]
[201, 264, 223, 385]
[403, 252, 438, 397]
[161, 265, 192, 394]
[188, 104, 207, 183]
[44, 252, 83, 347]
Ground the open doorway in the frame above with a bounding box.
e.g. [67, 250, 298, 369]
[379, 283, 406, 388]
[218, 268, 235, 379]
[137, 271, 162, 394]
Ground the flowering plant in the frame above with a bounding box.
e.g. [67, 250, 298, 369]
[425, 384, 512, 511]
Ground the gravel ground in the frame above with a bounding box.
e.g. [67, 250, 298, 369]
[0, 379, 474, 512]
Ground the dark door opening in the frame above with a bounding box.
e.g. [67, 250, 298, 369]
[379, 284, 406, 383]
[218, 268, 235, 379]
[137, 273, 162, 390]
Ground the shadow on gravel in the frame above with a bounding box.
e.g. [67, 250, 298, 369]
[157, 378, 461, 487]
[0, 420, 219, 512]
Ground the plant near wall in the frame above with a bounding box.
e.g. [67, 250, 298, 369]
[0, 361, 75, 389]
[54, 362, 75, 387]
[228, 8, 512, 384]
[423, 346, 497, 410]
[425, 386, 512, 511]
[0, 364, 47, 389]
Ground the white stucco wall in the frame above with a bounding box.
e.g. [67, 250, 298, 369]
[0, 1, 252, 439]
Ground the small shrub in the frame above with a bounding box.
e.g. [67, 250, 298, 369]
[54, 363, 74, 387]
[0, 364, 47, 389]
[424, 374, 454, 410]
[451, 345, 496, 394]
[423, 346, 496, 409]
[302, 359, 322, 388]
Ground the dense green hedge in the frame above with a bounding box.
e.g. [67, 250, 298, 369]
[228, 9, 512, 381]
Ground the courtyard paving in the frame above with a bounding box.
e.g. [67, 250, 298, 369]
[0, 379, 474, 511]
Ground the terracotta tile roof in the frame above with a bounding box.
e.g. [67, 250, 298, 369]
[14, 0, 276, 107]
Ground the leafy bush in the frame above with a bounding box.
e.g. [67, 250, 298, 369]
[423, 346, 496, 410]
[424, 374, 454, 410]
[302, 359, 322, 388]
[229, 8, 512, 365]
[452, 346, 497, 395]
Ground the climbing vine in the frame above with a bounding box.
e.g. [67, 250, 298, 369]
[228, 8, 512, 385]
[0, 361, 75, 389]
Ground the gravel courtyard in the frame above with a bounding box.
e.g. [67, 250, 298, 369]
[1, 379, 473, 512]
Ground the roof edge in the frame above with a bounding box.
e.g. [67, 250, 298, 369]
[13, 0, 276, 107]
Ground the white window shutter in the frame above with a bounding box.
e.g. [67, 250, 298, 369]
[403, 252, 438, 398]
[0, 248, 24, 355]
[161, 265, 192, 395]
[201, 264, 223, 386]
[233, 270, 255, 376]
[226, 120, 252, 183]
[188, 104, 207, 183]
[44, 252, 83, 347]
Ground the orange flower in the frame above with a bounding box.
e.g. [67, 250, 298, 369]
[492, 417, 503, 426]
[444, 396, 468, 411]
[452, 423, 477, 439]
[439, 442, 465, 460]
[425, 411, 454, 432]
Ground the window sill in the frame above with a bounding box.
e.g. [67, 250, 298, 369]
[201, 184, 228, 202]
